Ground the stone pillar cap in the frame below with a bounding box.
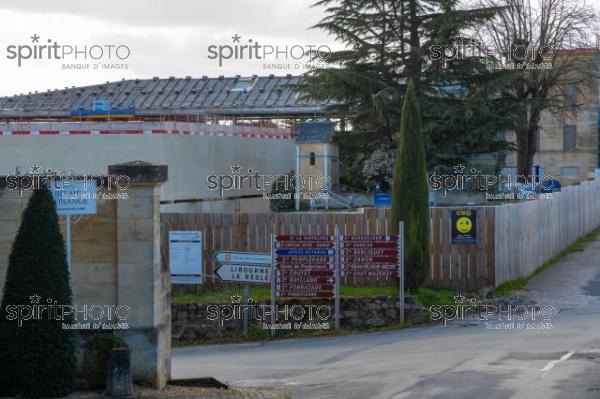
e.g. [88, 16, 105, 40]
[108, 161, 168, 184]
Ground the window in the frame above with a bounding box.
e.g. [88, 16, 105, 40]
[563, 85, 577, 107]
[563, 125, 576, 150]
[561, 167, 579, 177]
[309, 152, 316, 166]
[231, 77, 256, 92]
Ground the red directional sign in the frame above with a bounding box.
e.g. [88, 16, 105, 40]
[276, 263, 333, 271]
[341, 242, 399, 249]
[339, 234, 401, 282]
[276, 291, 334, 298]
[277, 283, 335, 291]
[278, 276, 335, 284]
[343, 270, 397, 278]
[341, 256, 399, 263]
[276, 235, 334, 241]
[341, 263, 397, 270]
[340, 248, 399, 256]
[277, 270, 334, 277]
[275, 235, 337, 299]
[341, 235, 398, 242]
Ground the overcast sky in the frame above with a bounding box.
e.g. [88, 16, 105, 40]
[0, 0, 598, 97]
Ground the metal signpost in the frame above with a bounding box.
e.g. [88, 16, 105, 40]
[268, 228, 406, 334]
[398, 222, 405, 322]
[340, 231, 404, 322]
[272, 234, 339, 334]
[214, 251, 271, 335]
[50, 179, 97, 275]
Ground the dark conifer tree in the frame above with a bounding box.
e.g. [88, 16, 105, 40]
[391, 80, 430, 290]
[0, 187, 77, 397]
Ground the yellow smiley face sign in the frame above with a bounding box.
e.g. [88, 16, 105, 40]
[452, 210, 477, 244]
[456, 216, 472, 233]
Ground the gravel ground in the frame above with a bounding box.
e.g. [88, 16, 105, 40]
[518, 238, 600, 310]
[68, 385, 291, 399]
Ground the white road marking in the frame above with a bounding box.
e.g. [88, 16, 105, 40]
[541, 350, 575, 372]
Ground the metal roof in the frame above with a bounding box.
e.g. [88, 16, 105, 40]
[0, 75, 332, 119]
[296, 121, 335, 143]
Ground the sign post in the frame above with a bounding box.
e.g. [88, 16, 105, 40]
[66, 213, 71, 272]
[243, 284, 250, 336]
[50, 179, 97, 275]
[334, 227, 340, 331]
[399, 222, 405, 323]
[270, 234, 276, 337]
[273, 234, 337, 331]
[340, 233, 403, 323]
[213, 251, 271, 336]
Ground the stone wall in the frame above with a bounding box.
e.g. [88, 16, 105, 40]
[172, 296, 426, 341]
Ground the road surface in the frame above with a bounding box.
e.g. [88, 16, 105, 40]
[173, 239, 600, 398]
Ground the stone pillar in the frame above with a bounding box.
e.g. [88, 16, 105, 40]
[108, 161, 170, 388]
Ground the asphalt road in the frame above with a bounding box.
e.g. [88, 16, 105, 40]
[173, 240, 600, 399]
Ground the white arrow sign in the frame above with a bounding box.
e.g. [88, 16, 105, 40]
[214, 251, 271, 265]
[215, 263, 271, 283]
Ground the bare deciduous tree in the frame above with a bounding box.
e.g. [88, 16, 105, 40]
[476, 0, 599, 177]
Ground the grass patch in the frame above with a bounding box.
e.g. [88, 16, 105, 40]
[172, 285, 399, 304]
[495, 278, 528, 296]
[496, 224, 600, 296]
[173, 285, 458, 308]
[414, 287, 457, 307]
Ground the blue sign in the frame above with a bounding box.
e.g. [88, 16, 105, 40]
[275, 249, 334, 256]
[374, 193, 392, 208]
[50, 180, 97, 215]
[214, 251, 271, 265]
[93, 99, 111, 112]
[296, 121, 335, 143]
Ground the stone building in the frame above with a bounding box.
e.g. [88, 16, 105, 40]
[504, 49, 600, 185]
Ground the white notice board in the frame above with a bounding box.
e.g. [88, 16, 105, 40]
[169, 231, 203, 284]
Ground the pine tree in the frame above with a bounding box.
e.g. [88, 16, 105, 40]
[300, 0, 519, 189]
[0, 188, 77, 397]
[391, 80, 430, 290]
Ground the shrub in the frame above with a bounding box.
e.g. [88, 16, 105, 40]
[81, 333, 129, 388]
[0, 188, 77, 397]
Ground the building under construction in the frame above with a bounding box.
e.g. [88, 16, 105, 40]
[0, 75, 338, 212]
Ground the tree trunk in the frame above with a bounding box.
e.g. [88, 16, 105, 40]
[516, 127, 533, 178]
[517, 106, 542, 179]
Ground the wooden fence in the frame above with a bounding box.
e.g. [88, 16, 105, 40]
[161, 178, 600, 292]
[494, 178, 600, 285]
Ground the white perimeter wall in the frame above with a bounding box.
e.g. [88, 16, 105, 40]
[0, 122, 294, 212]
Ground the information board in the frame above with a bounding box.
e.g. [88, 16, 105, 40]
[169, 231, 203, 284]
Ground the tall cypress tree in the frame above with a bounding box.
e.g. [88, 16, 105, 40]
[391, 80, 430, 290]
[0, 187, 77, 397]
